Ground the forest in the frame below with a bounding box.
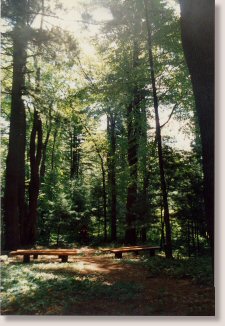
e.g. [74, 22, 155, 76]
[1, 0, 214, 316]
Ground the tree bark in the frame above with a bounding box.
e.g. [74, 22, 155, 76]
[107, 112, 117, 241]
[187, 219, 191, 257]
[160, 199, 165, 248]
[40, 127, 51, 182]
[140, 106, 149, 243]
[70, 127, 80, 179]
[40, 104, 53, 182]
[51, 127, 58, 171]
[4, 26, 27, 250]
[125, 97, 140, 245]
[144, 0, 173, 258]
[100, 157, 107, 241]
[124, 40, 143, 245]
[179, 0, 214, 267]
[24, 110, 42, 245]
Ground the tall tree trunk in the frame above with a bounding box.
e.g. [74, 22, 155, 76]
[187, 219, 191, 257]
[83, 125, 108, 241]
[125, 41, 142, 245]
[4, 26, 27, 250]
[93, 147, 107, 241]
[25, 110, 42, 245]
[144, 0, 173, 258]
[125, 99, 139, 245]
[191, 220, 196, 256]
[70, 127, 80, 179]
[51, 128, 58, 171]
[140, 175, 148, 243]
[196, 221, 200, 253]
[40, 105, 53, 182]
[179, 0, 214, 268]
[140, 106, 149, 243]
[160, 199, 165, 248]
[100, 157, 107, 241]
[107, 112, 117, 241]
[40, 127, 51, 182]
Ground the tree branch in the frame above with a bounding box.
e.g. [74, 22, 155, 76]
[160, 103, 178, 129]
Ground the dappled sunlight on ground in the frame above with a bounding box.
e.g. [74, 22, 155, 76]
[1, 247, 215, 316]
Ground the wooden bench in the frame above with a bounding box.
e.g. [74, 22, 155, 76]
[109, 245, 161, 259]
[9, 249, 78, 263]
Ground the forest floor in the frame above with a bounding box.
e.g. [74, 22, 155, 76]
[1, 247, 215, 316]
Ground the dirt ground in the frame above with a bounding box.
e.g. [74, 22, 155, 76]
[1, 247, 215, 316]
[71, 248, 215, 316]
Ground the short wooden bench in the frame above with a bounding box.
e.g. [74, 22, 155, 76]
[109, 245, 161, 259]
[9, 249, 78, 263]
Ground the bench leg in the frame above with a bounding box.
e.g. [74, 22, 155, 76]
[115, 252, 122, 259]
[33, 254, 38, 259]
[61, 255, 68, 263]
[133, 250, 139, 256]
[149, 250, 155, 257]
[23, 255, 30, 263]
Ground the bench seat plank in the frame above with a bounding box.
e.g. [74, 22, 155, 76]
[110, 246, 160, 253]
[9, 249, 78, 263]
[10, 250, 77, 256]
[109, 246, 160, 258]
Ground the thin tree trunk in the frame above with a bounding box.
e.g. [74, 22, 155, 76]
[40, 127, 51, 182]
[70, 127, 80, 179]
[140, 171, 149, 243]
[125, 100, 138, 245]
[40, 103, 53, 183]
[191, 220, 196, 256]
[140, 106, 149, 243]
[25, 110, 42, 245]
[70, 129, 74, 177]
[125, 41, 141, 245]
[160, 199, 165, 248]
[100, 157, 107, 241]
[144, 0, 173, 258]
[97, 198, 101, 238]
[196, 221, 200, 254]
[51, 128, 58, 171]
[187, 219, 191, 257]
[83, 125, 108, 241]
[107, 112, 117, 241]
[4, 25, 27, 249]
[56, 221, 61, 247]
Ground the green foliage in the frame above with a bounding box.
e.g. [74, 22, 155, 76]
[0, 0, 214, 316]
[1, 0, 208, 258]
[141, 255, 213, 286]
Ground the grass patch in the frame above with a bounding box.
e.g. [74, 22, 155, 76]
[139, 255, 213, 286]
[118, 253, 213, 286]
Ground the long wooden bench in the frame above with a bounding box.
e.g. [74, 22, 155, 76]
[108, 245, 161, 259]
[9, 249, 78, 263]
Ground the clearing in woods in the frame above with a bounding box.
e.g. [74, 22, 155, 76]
[1, 247, 215, 315]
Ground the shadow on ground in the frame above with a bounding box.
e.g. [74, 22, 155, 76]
[1, 249, 215, 316]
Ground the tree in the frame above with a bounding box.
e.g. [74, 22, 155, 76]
[144, 0, 173, 258]
[179, 0, 214, 265]
[1, 0, 212, 257]
[2, 0, 41, 249]
[107, 109, 117, 241]
[25, 110, 43, 245]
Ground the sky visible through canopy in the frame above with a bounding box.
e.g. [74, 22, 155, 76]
[32, 0, 193, 150]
